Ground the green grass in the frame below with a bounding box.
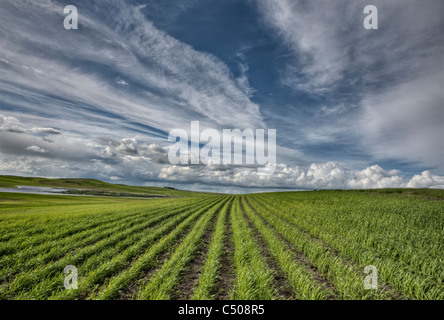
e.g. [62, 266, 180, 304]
[137, 196, 229, 299]
[0, 175, 208, 197]
[191, 198, 233, 300]
[93, 197, 223, 300]
[0, 198, 203, 287]
[229, 196, 277, 300]
[241, 196, 332, 300]
[52, 199, 216, 300]
[0, 178, 442, 300]
[252, 191, 443, 299]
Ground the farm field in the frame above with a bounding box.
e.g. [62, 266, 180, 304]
[0, 181, 443, 300]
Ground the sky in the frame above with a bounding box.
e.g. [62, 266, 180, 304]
[0, 0, 443, 193]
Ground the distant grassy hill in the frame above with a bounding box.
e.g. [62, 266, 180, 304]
[356, 188, 444, 200]
[259, 188, 444, 201]
[0, 175, 207, 197]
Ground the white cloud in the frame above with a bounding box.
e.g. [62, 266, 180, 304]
[115, 78, 128, 86]
[235, 57, 256, 98]
[0, 114, 26, 133]
[101, 138, 139, 158]
[0, 114, 61, 135]
[159, 161, 444, 190]
[407, 171, 444, 189]
[0, 157, 37, 175]
[100, 138, 169, 164]
[0, 0, 270, 193]
[0, 1, 442, 192]
[0, 0, 264, 151]
[257, 0, 443, 172]
[359, 71, 444, 170]
[25, 145, 48, 153]
[257, 0, 443, 93]
[257, 0, 358, 92]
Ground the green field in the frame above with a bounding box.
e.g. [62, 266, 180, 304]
[0, 175, 206, 197]
[0, 177, 443, 300]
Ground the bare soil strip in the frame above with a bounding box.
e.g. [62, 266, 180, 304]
[244, 197, 339, 300]
[118, 216, 201, 300]
[239, 197, 295, 300]
[213, 199, 236, 300]
[88, 198, 221, 300]
[171, 202, 223, 300]
[249, 196, 405, 300]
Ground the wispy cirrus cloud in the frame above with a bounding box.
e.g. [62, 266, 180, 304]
[257, 0, 444, 173]
[257, 0, 443, 92]
[0, 0, 268, 190]
[159, 161, 443, 190]
[0, 0, 442, 191]
[359, 72, 444, 170]
[0, 114, 61, 135]
[0, 0, 264, 134]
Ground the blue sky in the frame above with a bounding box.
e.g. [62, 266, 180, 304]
[0, 0, 443, 193]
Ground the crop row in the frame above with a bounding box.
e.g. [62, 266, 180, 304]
[2, 191, 441, 300]
[0, 197, 207, 280]
[252, 192, 443, 299]
[0, 196, 219, 299]
[245, 196, 391, 300]
[92, 196, 227, 300]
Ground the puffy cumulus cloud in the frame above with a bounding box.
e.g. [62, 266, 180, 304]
[0, 116, 168, 181]
[99, 138, 169, 165]
[0, 157, 37, 175]
[0, 153, 160, 185]
[25, 145, 48, 154]
[348, 166, 405, 189]
[0, 114, 27, 133]
[101, 138, 139, 157]
[159, 162, 443, 190]
[407, 171, 444, 189]
[0, 113, 168, 179]
[0, 130, 99, 162]
[143, 144, 170, 165]
[0, 113, 61, 135]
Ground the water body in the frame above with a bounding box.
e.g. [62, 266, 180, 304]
[0, 185, 69, 195]
[0, 186, 163, 198]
